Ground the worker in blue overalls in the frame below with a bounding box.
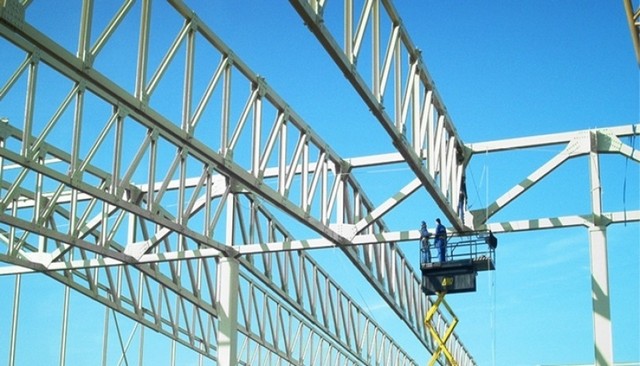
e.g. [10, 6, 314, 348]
[434, 218, 447, 262]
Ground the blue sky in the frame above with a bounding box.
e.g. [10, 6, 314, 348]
[0, 1, 638, 365]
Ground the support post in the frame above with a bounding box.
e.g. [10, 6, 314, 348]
[588, 226, 613, 366]
[216, 256, 239, 366]
[8, 274, 20, 366]
[588, 131, 613, 365]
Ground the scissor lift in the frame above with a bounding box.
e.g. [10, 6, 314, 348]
[421, 231, 497, 366]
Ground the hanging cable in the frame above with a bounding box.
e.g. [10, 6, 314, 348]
[468, 150, 489, 211]
[485, 152, 490, 228]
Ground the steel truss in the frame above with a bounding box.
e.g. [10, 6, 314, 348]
[467, 125, 640, 230]
[0, 0, 473, 365]
[0, 1, 638, 366]
[289, 0, 469, 232]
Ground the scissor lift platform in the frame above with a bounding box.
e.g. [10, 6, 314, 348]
[420, 232, 496, 296]
[419, 230, 497, 365]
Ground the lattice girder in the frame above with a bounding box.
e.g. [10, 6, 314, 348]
[289, 0, 470, 231]
[0, 1, 475, 364]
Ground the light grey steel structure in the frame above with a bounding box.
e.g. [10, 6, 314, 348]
[0, 1, 637, 366]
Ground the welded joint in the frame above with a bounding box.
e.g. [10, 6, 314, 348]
[337, 158, 352, 174]
[124, 240, 150, 260]
[225, 51, 236, 68]
[254, 76, 268, 98]
[455, 144, 469, 165]
[148, 127, 159, 142]
[179, 147, 189, 159]
[591, 213, 613, 228]
[281, 105, 291, 122]
[227, 178, 246, 194]
[188, 13, 198, 32]
[593, 129, 624, 153]
[138, 94, 149, 112]
[125, 185, 144, 203]
[116, 103, 129, 118]
[565, 130, 590, 156]
[309, 0, 326, 18]
[68, 169, 84, 186]
[83, 53, 95, 70]
[409, 48, 421, 64]
[329, 223, 357, 241]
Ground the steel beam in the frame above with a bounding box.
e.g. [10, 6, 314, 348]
[588, 226, 613, 366]
[467, 124, 640, 154]
[217, 256, 239, 366]
[289, 0, 469, 231]
[469, 126, 640, 229]
[588, 132, 613, 366]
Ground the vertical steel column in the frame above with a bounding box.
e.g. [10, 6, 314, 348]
[589, 131, 613, 366]
[59, 286, 70, 366]
[218, 187, 238, 365]
[216, 256, 239, 366]
[101, 305, 110, 366]
[138, 326, 145, 366]
[589, 226, 612, 365]
[8, 275, 20, 366]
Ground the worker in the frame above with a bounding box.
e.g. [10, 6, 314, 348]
[457, 175, 467, 223]
[419, 221, 431, 264]
[486, 230, 498, 249]
[434, 218, 447, 262]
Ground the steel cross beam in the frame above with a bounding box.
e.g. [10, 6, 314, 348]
[288, 0, 469, 231]
[467, 125, 640, 229]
